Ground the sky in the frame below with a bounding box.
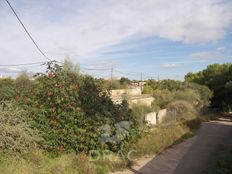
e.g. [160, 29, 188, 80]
[0, 0, 232, 80]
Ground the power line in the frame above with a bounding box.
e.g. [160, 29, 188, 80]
[81, 67, 111, 71]
[114, 69, 137, 75]
[0, 61, 46, 67]
[4, 0, 52, 61]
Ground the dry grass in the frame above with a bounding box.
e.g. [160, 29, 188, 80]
[133, 120, 198, 158]
[0, 151, 98, 174]
[0, 150, 129, 174]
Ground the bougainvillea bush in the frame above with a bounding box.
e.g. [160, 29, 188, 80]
[29, 61, 139, 154]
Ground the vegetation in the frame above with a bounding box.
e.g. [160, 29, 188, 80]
[0, 102, 43, 155]
[26, 61, 139, 154]
[0, 61, 140, 174]
[102, 77, 132, 90]
[185, 63, 232, 112]
[142, 85, 154, 94]
[0, 152, 97, 174]
[143, 80, 212, 114]
[0, 60, 215, 174]
[133, 119, 200, 157]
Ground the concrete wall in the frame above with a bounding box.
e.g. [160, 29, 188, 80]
[129, 97, 154, 107]
[157, 109, 168, 124]
[145, 112, 157, 125]
[110, 88, 141, 98]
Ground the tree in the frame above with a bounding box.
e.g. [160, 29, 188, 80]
[185, 63, 232, 111]
[119, 77, 131, 88]
[63, 57, 80, 74]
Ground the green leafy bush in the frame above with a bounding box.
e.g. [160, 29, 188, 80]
[29, 61, 139, 153]
[152, 89, 174, 109]
[0, 78, 16, 101]
[142, 85, 153, 94]
[185, 63, 232, 111]
[0, 102, 43, 155]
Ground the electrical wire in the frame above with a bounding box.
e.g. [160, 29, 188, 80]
[0, 61, 46, 67]
[81, 67, 111, 71]
[4, 0, 52, 61]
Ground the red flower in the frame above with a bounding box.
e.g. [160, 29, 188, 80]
[15, 95, 20, 101]
[47, 92, 53, 96]
[74, 84, 79, 91]
[48, 72, 55, 77]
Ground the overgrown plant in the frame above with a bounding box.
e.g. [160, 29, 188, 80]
[29, 61, 139, 154]
[0, 102, 43, 155]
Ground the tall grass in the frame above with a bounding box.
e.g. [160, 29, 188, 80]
[0, 151, 97, 174]
[133, 119, 200, 158]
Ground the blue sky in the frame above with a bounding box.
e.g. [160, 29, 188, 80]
[0, 0, 232, 79]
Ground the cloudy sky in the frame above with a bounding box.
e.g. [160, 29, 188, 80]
[0, 0, 232, 79]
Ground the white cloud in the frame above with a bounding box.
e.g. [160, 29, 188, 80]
[0, 0, 232, 64]
[216, 47, 226, 51]
[161, 63, 178, 68]
[189, 43, 228, 60]
[160, 60, 208, 68]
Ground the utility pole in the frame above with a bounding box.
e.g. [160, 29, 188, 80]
[140, 72, 143, 91]
[110, 67, 113, 90]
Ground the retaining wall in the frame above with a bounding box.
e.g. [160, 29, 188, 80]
[110, 88, 141, 98]
[145, 108, 168, 126]
[145, 112, 157, 125]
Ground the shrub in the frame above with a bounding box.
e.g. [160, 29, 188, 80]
[29, 61, 139, 153]
[15, 72, 33, 100]
[167, 100, 197, 120]
[142, 85, 153, 94]
[0, 78, 15, 101]
[0, 102, 43, 155]
[174, 89, 201, 106]
[131, 104, 153, 129]
[152, 89, 174, 109]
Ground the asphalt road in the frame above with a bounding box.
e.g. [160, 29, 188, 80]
[113, 120, 232, 174]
